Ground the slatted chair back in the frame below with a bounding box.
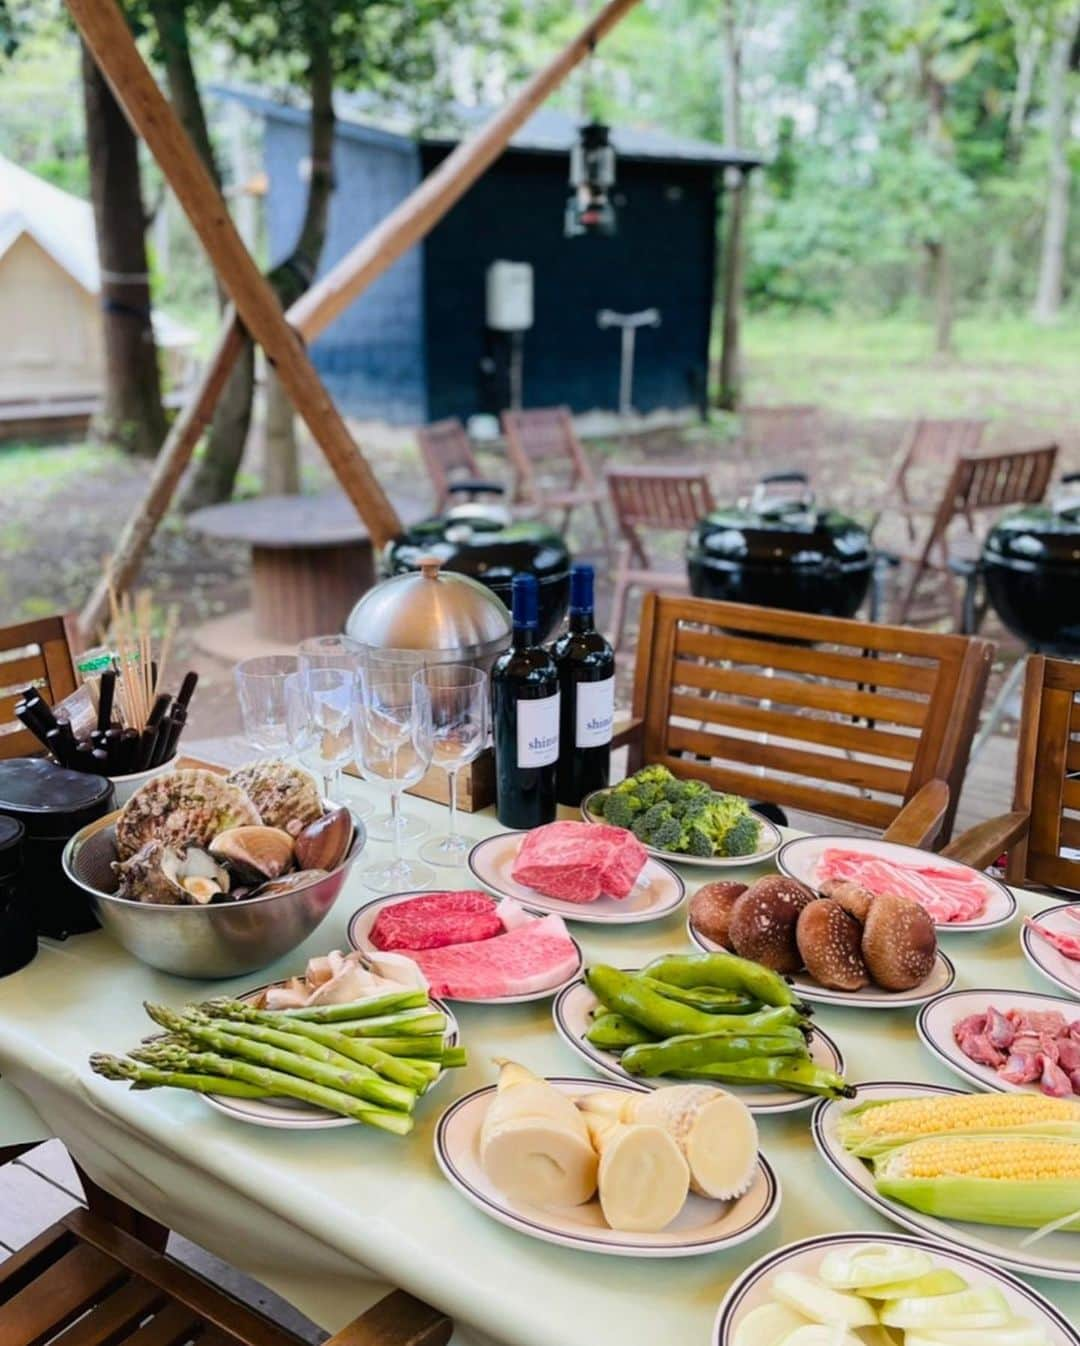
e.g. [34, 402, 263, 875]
[896, 444, 1059, 622]
[417, 418, 484, 512]
[887, 418, 987, 513]
[502, 406, 597, 493]
[0, 614, 78, 759]
[607, 466, 714, 563]
[632, 593, 993, 840]
[0, 1209, 452, 1346]
[1007, 654, 1080, 890]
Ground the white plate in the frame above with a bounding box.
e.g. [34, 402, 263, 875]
[552, 974, 847, 1114]
[917, 987, 1080, 1096]
[203, 979, 459, 1129]
[345, 890, 584, 1004]
[580, 789, 783, 869]
[687, 921, 956, 1009]
[435, 1075, 781, 1257]
[713, 1230, 1079, 1346]
[1022, 902, 1080, 1000]
[467, 831, 686, 924]
[777, 834, 1018, 932]
[812, 1080, 1080, 1281]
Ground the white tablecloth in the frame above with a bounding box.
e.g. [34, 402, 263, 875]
[1, 776, 1077, 1345]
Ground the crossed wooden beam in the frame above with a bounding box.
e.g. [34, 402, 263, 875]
[69, 0, 642, 638]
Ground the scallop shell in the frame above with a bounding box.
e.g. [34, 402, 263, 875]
[294, 807, 353, 872]
[114, 769, 260, 861]
[209, 825, 295, 883]
[225, 761, 323, 834]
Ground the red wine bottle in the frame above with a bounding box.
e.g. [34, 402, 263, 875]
[492, 573, 560, 828]
[553, 563, 615, 806]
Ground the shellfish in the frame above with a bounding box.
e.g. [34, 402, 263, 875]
[209, 826, 295, 883]
[113, 841, 230, 905]
[294, 807, 353, 872]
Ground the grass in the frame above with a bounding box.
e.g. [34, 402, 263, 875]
[742, 312, 1080, 428]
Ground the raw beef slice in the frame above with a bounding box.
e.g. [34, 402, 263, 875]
[369, 890, 504, 952]
[404, 915, 580, 998]
[510, 821, 647, 903]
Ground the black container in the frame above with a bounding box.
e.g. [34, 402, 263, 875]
[0, 816, 35, 976]
[982, 476, 1080, 654]
[384, 510, 572, 642]
[0, 758, 114, 938]
[686, 477, 874, 619]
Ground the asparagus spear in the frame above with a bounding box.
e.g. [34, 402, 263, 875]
[110, 1048, 413, 1134]
[185, 1013, 370, 1074]
[282, 990, 429, 1021]
[207, 999, 446, 1039]
[143, 1004, 415, 1112]
[439, 1046, 468, 1069]
[340, 1034, 446, 1058]
[91, 1054, 269, 1098]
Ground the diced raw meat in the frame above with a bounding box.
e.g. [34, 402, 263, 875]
[1060, 1039, 1080, 1072]
[369, 891, 503, 952]
[986, 1005, 1014, 1049]
[959, 1001, 1080, 1096]
[1000, 1049, 1042, 1084]
[397, 914, 580, 998]
[511, 821, 647, 903]
[815, 849, 991, 923]
[1040, 1055, 1074, 1098]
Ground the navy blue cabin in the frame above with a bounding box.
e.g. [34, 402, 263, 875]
[227, 93, 755, 424]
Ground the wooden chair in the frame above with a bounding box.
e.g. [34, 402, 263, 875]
[943, 654, 1080, 890]
[0, 614, 79, 759]
[0, 1207, 451, 1346]
[894, 445, 1059, 624]
[416, 418, 507, 515]
[501, 407, 610, 551]
[615, 593, 994, 845]
[882, 417, 987, 541]
[606, 465, 714, 650]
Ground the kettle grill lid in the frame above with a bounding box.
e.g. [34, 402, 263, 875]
[345, 557, 511, 652]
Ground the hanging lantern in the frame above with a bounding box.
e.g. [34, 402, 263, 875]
[564, 122, 617, 238]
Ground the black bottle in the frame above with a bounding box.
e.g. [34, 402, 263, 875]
[491, 573, 560, 828]
[552, 564, 615, 806]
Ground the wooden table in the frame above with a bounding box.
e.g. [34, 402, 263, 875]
[188, 490, 424, 642]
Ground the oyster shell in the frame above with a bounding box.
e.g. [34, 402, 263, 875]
[113, 840, 230, 905]
[225, 761, 323, 835]
[252, 869, 329, 898]
[209, 825, 295, 883]
[115, 769, 260, 861]
[294, 807, 353, 872]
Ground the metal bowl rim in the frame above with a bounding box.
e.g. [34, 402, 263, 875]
[61, 804, 365, 913]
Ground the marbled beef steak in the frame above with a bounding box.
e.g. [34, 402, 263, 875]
[370, 890, 504, 951]
[511, 821, 647, 902]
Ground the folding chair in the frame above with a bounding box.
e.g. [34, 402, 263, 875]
[501, 407, 610, 552]
[416, 418, 507, 514]
[0, 614, 79, 759]
[882, 418, 987, 541]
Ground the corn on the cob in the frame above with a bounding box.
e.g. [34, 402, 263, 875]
[873, 1134, 1080, 1230]
[837, 1093, 1080, 1157]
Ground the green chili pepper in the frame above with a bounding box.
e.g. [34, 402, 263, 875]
[642, 951, 809, 1012]
[586, 965, 804, 1039]
[621, 1031, 808, 1077]
[636, 977, 761, 1015]
[673, 1056, 855, 1098]
[585, 1013, 659, 1051]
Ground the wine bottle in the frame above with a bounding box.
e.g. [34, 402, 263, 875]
[491, 572, 560, 828]
[553, 563, 615, 806]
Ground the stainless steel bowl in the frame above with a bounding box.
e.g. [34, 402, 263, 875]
[61, 806, 365, 979]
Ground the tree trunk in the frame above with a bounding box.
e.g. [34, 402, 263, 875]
[716, 0, 744, 411]
[81, 42, 168, 458]
[182, 7, 336, 508]
[1032, 4, 1080, 323]
[926, 239, 954, 356]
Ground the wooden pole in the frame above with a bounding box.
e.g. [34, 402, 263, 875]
[290, 0, 642, 340]
[79, 314, 246, 637]
[67, 0, 403, 549]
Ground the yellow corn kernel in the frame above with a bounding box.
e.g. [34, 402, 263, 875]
[837, 1093, 1080, 1156]
[886, 1135, 1080, 1181]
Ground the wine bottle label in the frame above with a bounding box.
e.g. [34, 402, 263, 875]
[517, 692, 560, 767]
[575, 676, 615, 748]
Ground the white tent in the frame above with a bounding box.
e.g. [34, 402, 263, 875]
[0, 154, 196, 407]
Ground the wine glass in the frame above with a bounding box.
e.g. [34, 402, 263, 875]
[413, 664, 487, 867]
[284, 669, 358, 807]
[298, 634, 363, 676]
[357, 648, 429, 844]
[234, 655, 296, 757]
[352, 655, 434, 893]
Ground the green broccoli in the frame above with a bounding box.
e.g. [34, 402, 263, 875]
[650, 814, 684, 850]
[632, 801, 675, 844]
[716, 811, 762, 858]
[629, 765, 675, 788]
[661, 777, 712, 808]
[683, 823, 716, 857]
[600, 790, 636, 830]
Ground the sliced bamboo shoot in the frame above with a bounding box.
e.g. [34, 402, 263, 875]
[584, 1115, 689, 1232]
[633, 1085, 758, 1199]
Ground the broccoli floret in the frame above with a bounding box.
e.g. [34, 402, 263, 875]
[650, 815, 684, 850]
[600, 791, 636, 830]
[632, 801, 674, 844]
[661, 777, 712, 808]
[629, 765, 675, 789]
[716, 812, 762, 857]
[634, 781, 666, 808]
[684, 824, 716, 857]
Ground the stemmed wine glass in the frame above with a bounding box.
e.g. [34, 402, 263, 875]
[235, 655, 296, 757]
[412, 664, 487, 867]
[351, 654, 434, 893]
[356, 648, 429, 844]
[284, 669, 357, 806]
[298, 634, 362, 677]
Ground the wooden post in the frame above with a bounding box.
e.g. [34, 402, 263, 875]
[290, 0, 643, 339]
[67, 0, 403, 552]
[68, 0, 643, 638]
